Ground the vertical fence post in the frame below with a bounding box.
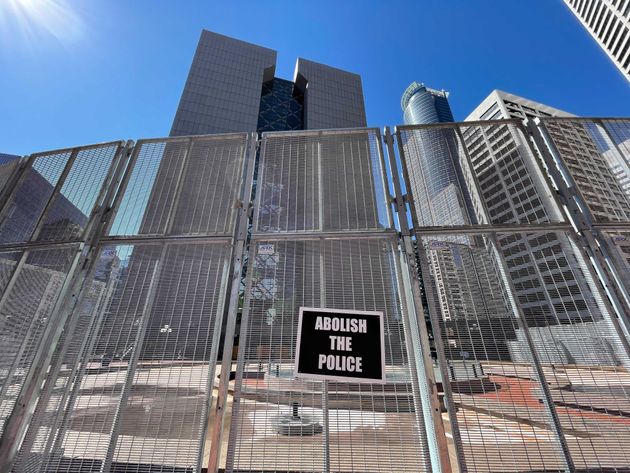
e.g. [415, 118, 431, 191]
[319, 240, 330, 473]
[487, 233, 576, 473]
[207, 132, 257, 473]
[384, 126, 455, 473]
[99, 254, 165, 473]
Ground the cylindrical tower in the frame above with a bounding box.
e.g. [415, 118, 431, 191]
[401, 82, 453, 125]
[400, 82, 471, 227]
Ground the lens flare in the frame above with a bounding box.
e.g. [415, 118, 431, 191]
[0, 0, 84, 48]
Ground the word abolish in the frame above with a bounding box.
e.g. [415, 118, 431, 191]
[314, 316, 367, 333]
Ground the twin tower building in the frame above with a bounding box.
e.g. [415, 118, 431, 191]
[172, 30, 571, 136]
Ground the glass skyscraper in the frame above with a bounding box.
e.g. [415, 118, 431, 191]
[170, 30, 366, 136]
[400, 82, 471, 227]
[400, 82, 507, 365]
[401, 82, 453, 126]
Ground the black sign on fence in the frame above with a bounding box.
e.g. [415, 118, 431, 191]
[294, 307, 385, 383]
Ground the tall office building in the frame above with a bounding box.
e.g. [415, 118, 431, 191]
[401, 82, 453, 125]
[465, 90, 617, 364]
[563, 0, 630, 82]
[170, 30, 366, 136]
[401, 83, 510, 363]
[0, 153, 19, 165]
[102, 30, 370, 361]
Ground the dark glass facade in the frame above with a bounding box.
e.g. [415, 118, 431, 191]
[0, 153, 19, 165]
[400, 82, 472, 225]
[256, 78, 304, 132]
[170, 30, 366, 136]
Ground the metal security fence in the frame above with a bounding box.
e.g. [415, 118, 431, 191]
[0, 141, 126, 465]
[0, 120, 629, 473]
[226, 129, 436, 473]
[396, 119, 630, 472]
[0, 134, 254, 473]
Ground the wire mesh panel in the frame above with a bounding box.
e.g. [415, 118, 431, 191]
[496, 230, 630, 471]
[418, 233, 568, 472]
[227, 128, 432, 473]
[420, 229, 630, 471]
[254, 129, 390, 233]
[0, 246, 80, 436]
[109, 134, 249, 237]
[539, 118, 630, 223]
[399, 121, 630, 471]
[8, 132, 254, 473]
[12, 249, 118, 473]
[398, 121, 564, 228]
[228, 237, 430, 473]
[0, 143, 122, 245]
[35, 144, 121, 242]
[0, 151, 71, 243]
[13, 242, 232, 473]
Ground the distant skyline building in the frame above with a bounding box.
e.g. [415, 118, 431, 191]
[0, 168, 87, 245]
[563, 0, 630, 82]
[0, 153, 19, 165]
[465, 89, 575, 122]
[400, 82, 509, 364]
[464, 90, 618, 365]
[170, 30, 366, 136]
[401, 82, 453, 125]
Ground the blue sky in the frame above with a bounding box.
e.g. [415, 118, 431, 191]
[0, 0, 628, 156]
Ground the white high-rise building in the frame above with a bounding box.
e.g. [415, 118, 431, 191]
[466, 90, 575, 122]
[464, 91, 613, 365]
[563, 0, 630, 82]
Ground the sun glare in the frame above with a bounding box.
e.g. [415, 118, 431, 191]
[0, 0, 84, 47]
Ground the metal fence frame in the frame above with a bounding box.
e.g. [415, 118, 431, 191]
[224, 127, 440, 473]
[0, 140, 130, 471]
[0, 118, 629, 473]
[394, 118, 630, 473]
[0, 133, 256, 473]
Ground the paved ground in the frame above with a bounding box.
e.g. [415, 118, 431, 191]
[30, 361, 630, 472]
